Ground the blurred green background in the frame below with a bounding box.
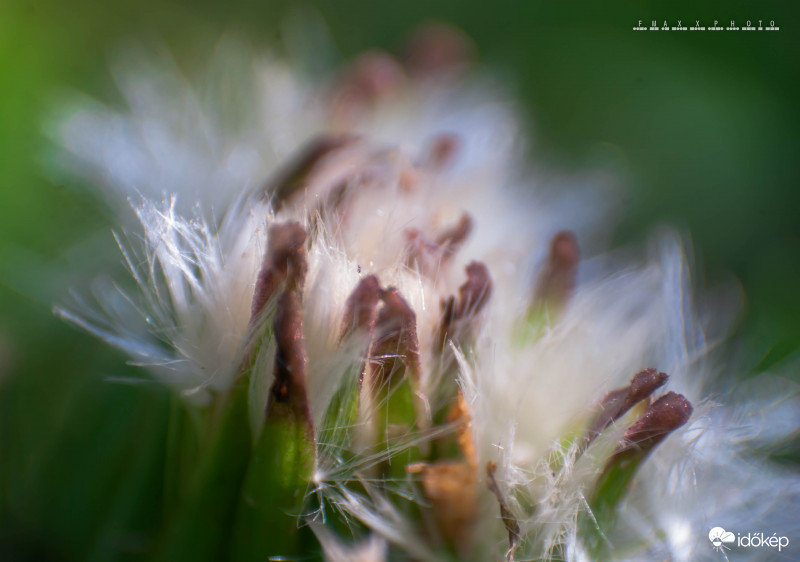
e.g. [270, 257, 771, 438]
[1, 0, 798, 559]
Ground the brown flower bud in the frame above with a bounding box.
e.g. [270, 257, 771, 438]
[437, 261, 492, 352]
[263, 134, 362, 211]
[532, 230, 579, 313]
[585, 368, 669, 447]
[620, 391, 693, 453]
[436, 213, 473, 261]
[423, 133, 461, 171]
[405, 213, 474, 277]
[403, 23, 474, 79]
[339, 275, 381, 342]
[330, 51, 405, 126]
[368, 287, 421, 387]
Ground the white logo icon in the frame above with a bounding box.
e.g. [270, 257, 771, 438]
[709, 527, 736, 552]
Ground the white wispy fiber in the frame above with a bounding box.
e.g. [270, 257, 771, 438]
[54, 27, 799, 562]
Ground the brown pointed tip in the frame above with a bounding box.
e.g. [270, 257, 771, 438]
[250, 222, 308, 321]
[266, 134, 360, 209]
[457, 261, 493, 317]
[436, 295, 457, 353]
[425, 133, 461, 170]
[370, 287, 421, 384]
[267, 221, 307, 261]
[436, 261, 492, 352]
[331, 51, 405, 124]
[403, 22, 475, 79]
[624, 391, 693, 451]
[347, 50, 405, 99]
[550, 230, 580, 267]
[436, 213, 473, 256]
[377, 288, 419, 347]
[378, 286, 412, 316]
[628, 368, 669, 404]
[585, 368, 670, 449]
[532, 230, 579, 311]
[340, 275, 381, 341]
[405, 213, 474, 276]
[404, 227, 439, 260]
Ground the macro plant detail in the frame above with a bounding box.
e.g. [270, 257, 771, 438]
[52, 23, 800, 562]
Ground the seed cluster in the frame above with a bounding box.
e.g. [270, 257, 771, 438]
[247, 128, 694, 559]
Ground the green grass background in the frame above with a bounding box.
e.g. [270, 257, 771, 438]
[1, 0, 799, 559]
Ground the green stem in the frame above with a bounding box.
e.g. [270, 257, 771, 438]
[228, 411, 315, 560]
[153, 380, 251, 562]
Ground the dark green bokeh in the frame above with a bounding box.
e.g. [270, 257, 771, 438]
[1, 0, 798, 559]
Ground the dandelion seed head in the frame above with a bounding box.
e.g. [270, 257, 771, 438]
[53, 28, 800, 562]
